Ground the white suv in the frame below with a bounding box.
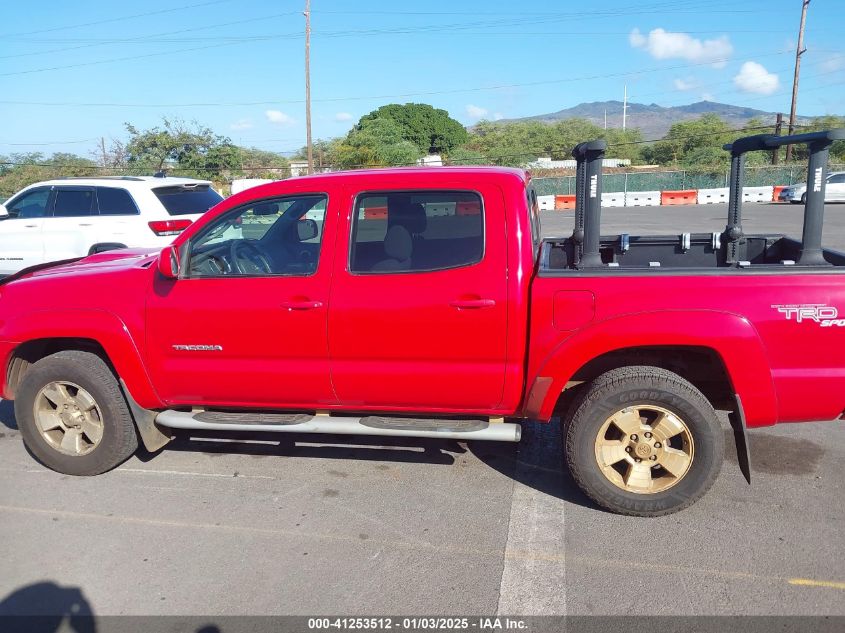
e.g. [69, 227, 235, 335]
[0, 176, 223, 276]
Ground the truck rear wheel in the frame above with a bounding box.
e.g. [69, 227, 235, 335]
[15, 351, 138, 475]
[563, 366, 723, 516]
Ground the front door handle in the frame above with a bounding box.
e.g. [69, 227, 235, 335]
[281, 299, 323, 310]
[449, 298, 496, 309]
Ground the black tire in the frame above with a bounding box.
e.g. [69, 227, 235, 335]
[563, 366, 724, 517]
[801, 192, 807, 205]
[15, 350, 138, 475]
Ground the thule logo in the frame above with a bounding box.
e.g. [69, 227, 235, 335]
[172, 344, 223, 351]
[813, 167, 823, 193]
[589, 174, 598, 198]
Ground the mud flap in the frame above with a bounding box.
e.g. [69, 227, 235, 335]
[729, 393, 752, 485]
[119, 379, 171, 452]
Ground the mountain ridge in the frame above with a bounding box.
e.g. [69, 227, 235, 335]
[499, 100, 814, 139]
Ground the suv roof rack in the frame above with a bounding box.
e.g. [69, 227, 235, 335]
[54, 176, 147, 182]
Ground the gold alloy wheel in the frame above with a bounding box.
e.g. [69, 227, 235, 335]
[594, 405, 694, 494]
[34, 381, 105, 456]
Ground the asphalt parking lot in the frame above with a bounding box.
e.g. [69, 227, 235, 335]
[0, 202, 843, 622]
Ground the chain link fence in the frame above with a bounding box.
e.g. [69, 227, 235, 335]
[533, 164, 845, 196]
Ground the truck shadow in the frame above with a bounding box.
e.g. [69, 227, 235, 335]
[469, 418, 600, 511]
[141, 429, 470, 466]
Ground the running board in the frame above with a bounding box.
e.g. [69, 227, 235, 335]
[154, 410, 522, 442]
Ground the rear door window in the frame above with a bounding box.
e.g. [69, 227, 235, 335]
[350, 191, 484, 274]
[153, 185, 223, 216]
[52, 188, 95, 217]
[96, 187, 139, 215]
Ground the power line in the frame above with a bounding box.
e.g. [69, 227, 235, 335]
[0, 49, 793, 105]
[0, 0, 236, 38]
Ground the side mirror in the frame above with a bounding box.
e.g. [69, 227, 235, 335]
[157, 245, 180, 279]
[0, 203, 8, 220]
[297, 218, 319, 241]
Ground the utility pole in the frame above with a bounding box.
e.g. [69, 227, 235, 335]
[304, 0, 313, 175]
[99, 137, 107, 167]
[772, 113, 783, 165]
[604, 109, 607, 130]
[786, 0, 810, 162]
[622, 85, 628, 130]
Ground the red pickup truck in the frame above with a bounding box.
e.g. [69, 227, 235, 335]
[1, 130, 843, 516]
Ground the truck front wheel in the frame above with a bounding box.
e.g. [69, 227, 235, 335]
[15, 350, 138, 475]
[563, 366, 724, 516]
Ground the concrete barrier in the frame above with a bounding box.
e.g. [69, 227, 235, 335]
[625, 191, 661, 207]
[602, 191, 625, 207]
[661, 190, 698, 205]
[537, 195, 555, 211]
[698, 187, 729, 204]
[742, 186, 774, 203]
[554, 194, 576, 210]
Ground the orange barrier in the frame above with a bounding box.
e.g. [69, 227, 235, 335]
[554, 194, 576, 210]
[772, 185, 787, 201]
[456, 200, 481, 215]
[660, 190, 697, 205]
[364, 206, 387, 219]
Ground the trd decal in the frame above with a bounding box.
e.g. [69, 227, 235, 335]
[772, 304, 845, 327]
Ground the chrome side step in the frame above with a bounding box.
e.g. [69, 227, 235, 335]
[155, 410, 521, 442]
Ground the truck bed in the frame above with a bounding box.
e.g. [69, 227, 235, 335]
[541, 233, 845, 272]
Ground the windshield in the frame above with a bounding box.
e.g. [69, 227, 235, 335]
[153, 185, 223, 216]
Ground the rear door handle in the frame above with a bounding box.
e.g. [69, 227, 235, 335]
[78, 223, 93, 227]
[24, 224, 38, 228]
[449, 298, 496, 309]
[281, 299, 323, 310]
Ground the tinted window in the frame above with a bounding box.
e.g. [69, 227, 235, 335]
[96, 187, 138, 215]
[350, 191, 484, 274]
[527, 185, 542, 258]
[153, 185, 223, 216]
[187, 194, 328, 278]
[827, 174, 845, 184]
[6, 188, 50, 219]
[53, 188, 95, 217]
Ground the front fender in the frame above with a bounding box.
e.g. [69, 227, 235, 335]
[2, 308, 162, 409]
[528, 310, 778, 427]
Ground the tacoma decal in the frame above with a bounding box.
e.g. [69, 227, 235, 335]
[172, 344, 224, 351]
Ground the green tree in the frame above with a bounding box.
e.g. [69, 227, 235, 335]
[643, 114, 733, 166]
[334, 118, 422, 169]
[358, 103, 468, 154]
[0, 152, 98, 199]
[124, 117, 231, 173]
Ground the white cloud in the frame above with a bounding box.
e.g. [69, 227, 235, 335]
[334, 112, 353, 122]
[629, 28, 733, 68]
[465, 104, 489, 120]
[733, 61, 780, 95]
[493, 112, 504, 121]
[229, 118, 253, 131]
[265, 110, 295, 125]
[673, 77, 697, 91]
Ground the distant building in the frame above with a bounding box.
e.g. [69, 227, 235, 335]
[418, 154, 443, 167]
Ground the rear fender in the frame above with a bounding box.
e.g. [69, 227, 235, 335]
[529, 310, 778, 427]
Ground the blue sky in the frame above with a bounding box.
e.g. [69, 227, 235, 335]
[1, 0, 843, 157]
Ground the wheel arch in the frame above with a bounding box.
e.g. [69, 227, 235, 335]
[3, 310, 162, 410]
[526, 310, 778, 427]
